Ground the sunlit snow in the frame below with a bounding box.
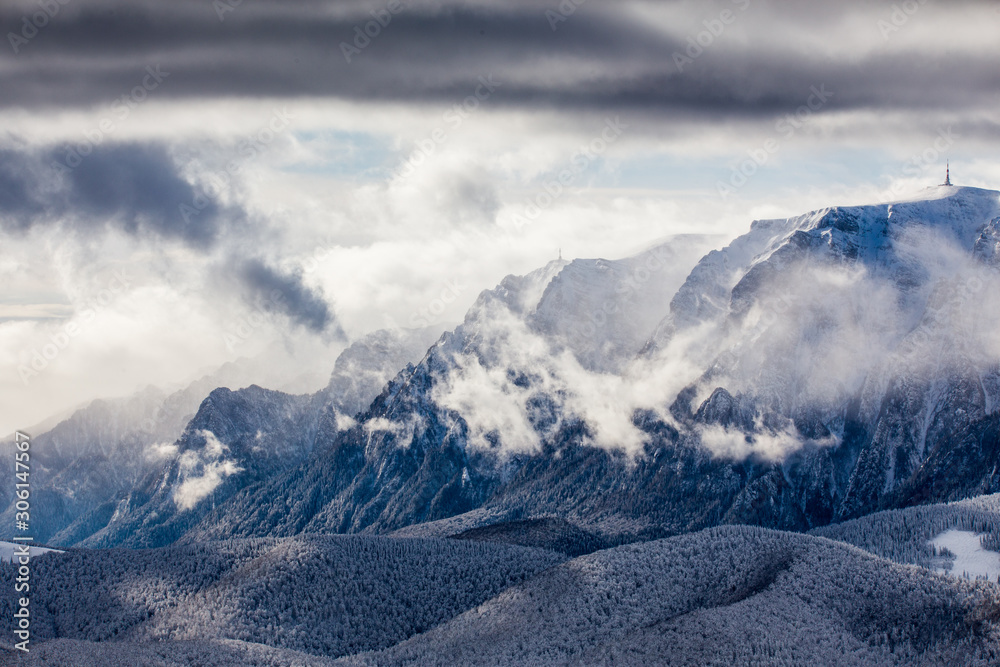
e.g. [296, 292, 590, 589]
[929, 529, 1000, 582]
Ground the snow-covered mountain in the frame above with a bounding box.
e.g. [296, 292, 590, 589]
[181, 233, 722, 544]
[1, 326, 446, 547]
[20, 187, 1000, 550]
[181, 187, 1000, 546]
[6, 189, 1000, 665]
[341, 526, 1000, 666]
[0, 357, 289, 545]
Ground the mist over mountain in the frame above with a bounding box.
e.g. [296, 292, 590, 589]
[8, 187, 1000, 664]
[0, 326, 446, 547]
[153, 187, 1000, 550]
[5, 0, 1000, 662]
[17, 187, 1000, 549]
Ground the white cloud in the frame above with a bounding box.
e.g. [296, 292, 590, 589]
[146, 442, 179, 462]
[697, 423, 839, 462]
[172, 430, 244, 511]
[3, 21, 1000, 437]
[335, 413, 358, 432]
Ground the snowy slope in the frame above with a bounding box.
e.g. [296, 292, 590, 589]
[321, 326, 448, 423]
[0, 535, 565, 660]
[339, 526, 1000, 666]
[0, 541, 62, 562]
[531, 235, 725, 373]
[812, 493, 1000, 574]
[929, 529, 1000, 581]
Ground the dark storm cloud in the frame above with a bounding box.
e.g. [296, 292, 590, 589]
[0, 149, 48, 225]
[0, 142, 343, 336]
[0, 143, 230, 246]
[0, 0, 997, 120]
[236, 257, 343, 337]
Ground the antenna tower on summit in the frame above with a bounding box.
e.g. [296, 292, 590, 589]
[943, 161, 951, 186]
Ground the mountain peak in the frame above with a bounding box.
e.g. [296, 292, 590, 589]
[885, 183, 999, 206]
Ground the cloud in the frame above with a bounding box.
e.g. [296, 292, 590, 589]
[173, 459, 243, 511]
[364, 417, 406, 435]
[0, 142, 343, 337]
[0, 143, 232, 248]
[696, 423, 838, 462]
[0, 0, 997, 133]
[432, 292, 656, 456]
[430, 192, 1000, 464]
[173, 429, 243, 511]
[335, 413, 358, 431]
[235, 257, 342, 336]
[146, 441, 179, 462]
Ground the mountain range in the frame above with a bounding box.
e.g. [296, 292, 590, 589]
[4, 186, 1000, 664]
[103, 185, 1000, 549]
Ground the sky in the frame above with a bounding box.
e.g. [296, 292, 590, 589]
[1, 0, 999, 435]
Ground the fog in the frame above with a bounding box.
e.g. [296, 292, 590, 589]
[433, 190, 1000, 462]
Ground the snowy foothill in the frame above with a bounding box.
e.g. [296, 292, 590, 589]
[929, 529, 1000, 583]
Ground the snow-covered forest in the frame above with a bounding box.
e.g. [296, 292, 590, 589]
[0, 535, 564, 660]
[811, 493, 1000, 573]
[4, 520, 1000, 666]
[342, 526, 1000, 666]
